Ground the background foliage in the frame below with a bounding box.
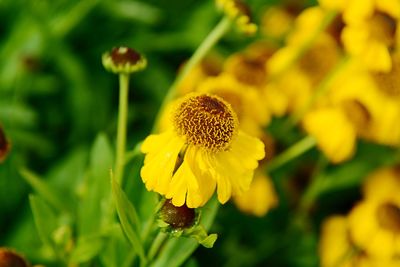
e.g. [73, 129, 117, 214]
[1, 0, 397, 266]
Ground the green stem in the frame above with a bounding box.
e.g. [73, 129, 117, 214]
[152, 16, 232, 133]
[115, 73, 130, 184]
[266, 135, 316, 172]
[147, 232, 168, 262]
[125, 141, 143, 164]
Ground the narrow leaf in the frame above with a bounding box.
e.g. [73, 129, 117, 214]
[21, 168, 68, 212]
[29, 195, 58, 251]
[111, 171, 146, 262]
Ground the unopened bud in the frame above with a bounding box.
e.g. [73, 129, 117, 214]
[102, 46, 147, 74]
[0, 248, 29, 267]
[159, 199, 196, 229]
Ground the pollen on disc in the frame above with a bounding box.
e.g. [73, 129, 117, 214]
[173, 94, 238, 152]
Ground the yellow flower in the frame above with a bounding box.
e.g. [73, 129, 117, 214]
[177, 55, 223, 96]
[319, 216, 353, 267]
[267, 33, 340, 113]
[141, 93, 265, 208]
[224, 52, 268, 88]
[215, 0, 258, 35]
[349, 198, 400, 260]
[302, 107, 356, 163]
[327, 58, 400, 146]
[340, 1, 400, 72]
[349, 167, 400, 260]
[260, 6, 295, 40]
[362, 167, 400, 205]
[233, 172, 278, 217]
[197, 73, 270, 136]
[319, 215, 400, 267]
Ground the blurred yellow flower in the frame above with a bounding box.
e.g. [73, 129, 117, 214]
[319, 215, 400, 267]
[349, 198, 400, 260]
[267, 33, 340, 113]
[197, 73, 270, 136]
[362, 167, 400, 202]
[177, 55, 223, 96]
[349, 167, 400, 260]
[260, 6, 296, 40]
[141, 93, 265, 208]
[341, 1, 399, 72]
[302, 107, 356, 163]
[319, 216, 353, 267]
[233, 172, 278, 217]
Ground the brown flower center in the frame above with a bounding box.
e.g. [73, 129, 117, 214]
[110, 47, 141, 66]
[341, 99, 371, 130]
[369, 12, 396, 47]
[373, 54, 400, 97]
[173, 94, 238, 152]
[376, 203, 400, 233]
[227, 55, 267, 87]
[298, 39, 339, 85]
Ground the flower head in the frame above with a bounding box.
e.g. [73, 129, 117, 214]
[102, 46, 147, 74]
[141, 93, 265, 208]
[349, 166, 400, 260]
[173, 94, 238, 152]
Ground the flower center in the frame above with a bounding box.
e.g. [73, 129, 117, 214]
[173, 94, 238, 152]
[341, 99, 371, 130]
[298, 38, 339, 85]
[373, 54, 400, 97]
[227, 55, 267, 87]
[376, 203, 400, 233]
[110, 47, 141, 66]
[369, 12, 396, 47]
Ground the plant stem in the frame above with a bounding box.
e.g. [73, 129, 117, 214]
[266, 135, 316, 172]
[152, 16, 232, 133]
[115, 73, 130, 184]
[147, 232, 168, 262]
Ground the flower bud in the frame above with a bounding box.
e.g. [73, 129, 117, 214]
[159, 199, 196, 229]
[0, 126, 10, 163]
[102, 46, 147, 74]
[0, 248, 29, 267]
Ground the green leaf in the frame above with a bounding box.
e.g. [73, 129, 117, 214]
[21, 168, 69, 212]
[69, 234, 105, 264]
[150, 197, 219, 267]
[78, 133, 114, 235]
[29, 194, 58, 252]
[111, 171, 146, 263]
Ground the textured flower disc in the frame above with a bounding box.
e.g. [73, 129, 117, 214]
[376, 202, 400, 233]
[173, 94, 238, 152]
